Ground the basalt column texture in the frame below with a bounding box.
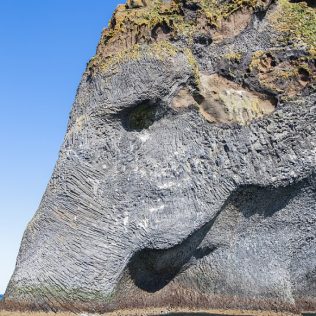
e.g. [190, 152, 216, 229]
[4, 0, 316, 313]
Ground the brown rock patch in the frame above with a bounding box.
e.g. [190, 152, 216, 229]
[171, 74, 276, 125]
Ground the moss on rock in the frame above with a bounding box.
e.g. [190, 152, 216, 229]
[249, 49, 316, 98]
[270, 0, 316, 49]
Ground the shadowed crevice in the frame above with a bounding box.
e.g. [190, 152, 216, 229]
[126, 177, 309, 293]
[120, 99, 170, 131]
[128, 214, 219, 292]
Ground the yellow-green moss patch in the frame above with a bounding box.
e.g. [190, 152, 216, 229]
[270, 0, 316, 49]
[249, 49, 315, 98]
[224, 51, 243, 61]
[88, 40, 182, 74]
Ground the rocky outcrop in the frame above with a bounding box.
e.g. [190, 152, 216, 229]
[4, 0, 316, 314]
[172, 73, 276, 124]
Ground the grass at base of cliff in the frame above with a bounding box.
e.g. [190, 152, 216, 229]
[0, 308, 303, 316]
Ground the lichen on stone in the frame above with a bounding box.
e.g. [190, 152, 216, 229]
[224, 51, 243, 61]
[171, 74, 276, 125]
[87, 40, 180, 75]
[249, 49, 316, 98]
[183, 47, 201, 87]
[270, 0, 316, 49]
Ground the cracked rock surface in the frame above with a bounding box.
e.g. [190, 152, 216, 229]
[4, 0, 316, 313]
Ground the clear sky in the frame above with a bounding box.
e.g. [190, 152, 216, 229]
[0, 0, 122, 294]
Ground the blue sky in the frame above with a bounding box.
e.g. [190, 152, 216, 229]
[0, 0, 122, 294]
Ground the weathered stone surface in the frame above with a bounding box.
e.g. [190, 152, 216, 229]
[4, 0, 316, 313]
[172, 74, 276, 124]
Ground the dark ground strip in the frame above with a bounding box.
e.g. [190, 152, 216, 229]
[156, 314, 254, 316]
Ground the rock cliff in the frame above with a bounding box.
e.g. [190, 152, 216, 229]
[4, 0, 316, 313]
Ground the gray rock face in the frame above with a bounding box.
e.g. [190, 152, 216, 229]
[4, 0, 316, 313]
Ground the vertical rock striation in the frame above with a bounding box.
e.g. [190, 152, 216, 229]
[4, 0, 316, 313]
